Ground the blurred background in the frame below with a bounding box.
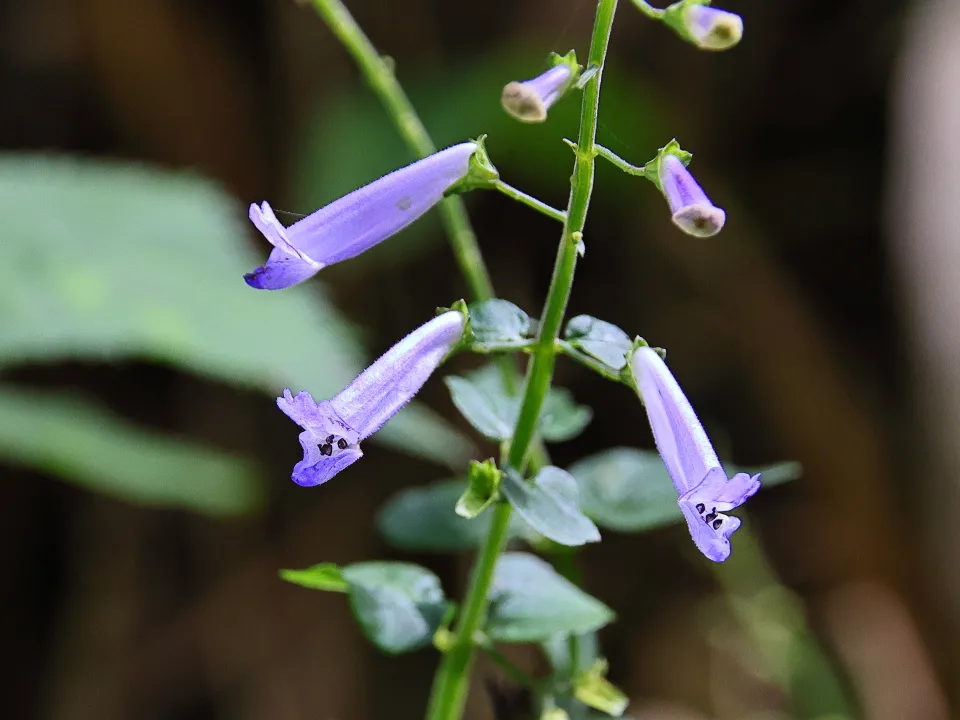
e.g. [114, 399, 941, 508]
[2, 0, 959, 717]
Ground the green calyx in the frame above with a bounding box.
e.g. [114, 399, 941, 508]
[456, 459, 503, 519]
[446, 135, 500, 194]
[642, 138, 693, 193]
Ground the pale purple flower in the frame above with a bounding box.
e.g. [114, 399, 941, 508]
[277, 311, 466, 486]
[630, 346, 760, 561]
[682, 5, 743, 51]
[659, 154, 726, 238]
[501, 65, 573, 123]
[245, 143, 477, 290]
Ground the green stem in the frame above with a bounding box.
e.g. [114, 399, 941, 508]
[477, 636, 543, 691]
[631, 0, 666, 20]
[556, 340, 624, 382]
[595, 143, 646, 176]
[309, 0, 494, 302]
[493, 180, 567, 223]
[426, 2, 619, 718]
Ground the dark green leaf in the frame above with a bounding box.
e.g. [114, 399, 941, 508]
[456, 459, 502, 518]
[487, 553, 614, 642]
[377, 479, 527, 552]
[279, 563, 347, 592]
[341, 562, 447, 654]
[445, 365, 591, 443]
[570, 448, 803, 533]
[501, 467, 600, 546]
[0, 387, 260, 516]
[0, 155, 471, 471]
[564, 315, 633, 371]
[469, 299, 533, 350]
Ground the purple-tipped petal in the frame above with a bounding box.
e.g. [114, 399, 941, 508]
[331, 311, 465, 438]
[631, 347, 759, 562]
[685, 5, 743, 51]
[276, 312, 465, 487]
[501, 65, 573, 122]
[659, 154, 725, 238]
[245, 143, 476, 290]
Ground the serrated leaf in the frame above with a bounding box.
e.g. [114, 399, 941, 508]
[341, 562, 447, 654]
[501, 467, 600, 546]
[487, 553, 614, 642]
[0, 386, 260, 516]
[564, 315, 633, 371]
[569, 448, 802, 533]
[445, 365, 591, 443]
[279, 563, 347, 592]
[377, 479, 527, 552]
[0, 155, 471, 472]
[469, 299, 533, 350]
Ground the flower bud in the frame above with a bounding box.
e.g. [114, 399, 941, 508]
[664, 1, 743, 51]
[644, 140, 725, 237]
[501, 51, 580, 123]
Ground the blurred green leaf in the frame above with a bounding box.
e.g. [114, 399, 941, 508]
[0, 155, 472, 472]
[501, 467, 600, 547]
[564, 315, 633, 371]
[0, 386, 260, 515]
[541, 632, 599, 676]
[341, 561, 448, 654]
[377, 478, 527, 552]
[279, 563, 348, 592]
[487, 553, 614, 643]
[468, 299, 534, 351]
[569, 448, 802, 533]
[445, 365, 591, 443]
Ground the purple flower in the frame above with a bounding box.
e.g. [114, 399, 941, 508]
[630, 346, 760, 561]
[659, 154, 726, 238]
[245, 143, 478, 290]
[681, 4, 743, 51]
[277, 311, 466, 486]
[501, 65, 573, 123]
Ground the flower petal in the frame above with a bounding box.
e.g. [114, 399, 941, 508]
[501, 65, 572, 122]
[291, 430, 363, 487]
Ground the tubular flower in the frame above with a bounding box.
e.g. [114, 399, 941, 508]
[630, 346, 760, 561]
[277, 311, 466, 487]
[501, 65, 573, 123]
[658, 154, 726, 238]
[245, 143, 478, 290]
[675, 3, 743, 51]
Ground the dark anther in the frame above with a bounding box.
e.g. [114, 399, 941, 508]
[337, 438, 348, 450]
[704, 510, 717, 524]
[712, 518, 723, 530]
[325, 435, 335, 444]
[695, 503, 705, 514]
[320, 443, 333, 456]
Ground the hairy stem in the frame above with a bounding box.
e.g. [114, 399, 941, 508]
[426, 1, 619, 718]
[493, 180, 567, 223]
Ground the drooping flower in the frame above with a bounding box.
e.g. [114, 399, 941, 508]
[277, 310, 466, 486]
[245, 143, 478, 290]
[501, 65, 574, 123]
[663, 1, 744, 51]
[629, 346, 760, 561]
[658, 153, 726, 238]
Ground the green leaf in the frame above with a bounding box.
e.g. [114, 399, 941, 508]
[564, 315, 633, 371]
[487, 553, 614, 642]
[456, 459, 502, 518]
[569, 448, 802, 533]
[501, 467, 600, 546]
[341, 562, 448, 655]
[377, 479, 527, 552]
[542, 632, 599, 676]
[0, 155, 471, 471]
[574, 660, 629, 717]
[468, 299, 534, 351]
[445, 365, 591, 443]
[0, 386, 260, 516]
[279, 563, 348, 592]
[444, 375, 516, 440]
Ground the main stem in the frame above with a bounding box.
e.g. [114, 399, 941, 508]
[426, 1, 619, 718]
